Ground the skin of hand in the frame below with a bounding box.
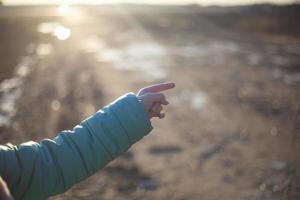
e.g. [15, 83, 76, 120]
[0, 177, 14, 200]
[137, 82, 175, 119]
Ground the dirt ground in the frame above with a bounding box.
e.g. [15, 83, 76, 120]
[0, 4, 300, 200]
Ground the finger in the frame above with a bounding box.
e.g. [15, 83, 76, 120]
[144, 93, 168, 106]
[149, 103, 163, 118]
[149, 108, 159, 118]
[158, 112, 165, 119]
[141, 82, 175, 93]
[151, 103, 163, 114]
[150, 110, 165, 119]
[138, 82, 175, 95]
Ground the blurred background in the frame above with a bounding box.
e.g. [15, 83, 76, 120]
[0, 0, 300, 199]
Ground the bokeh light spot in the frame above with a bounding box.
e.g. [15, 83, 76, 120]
[53, 26, 71, 40]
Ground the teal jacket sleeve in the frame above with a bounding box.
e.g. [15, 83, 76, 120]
[0, 93, 153, 200]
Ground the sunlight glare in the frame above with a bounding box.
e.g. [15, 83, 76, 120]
[53, 26, 71, 40]
[58, 4, 70, 16]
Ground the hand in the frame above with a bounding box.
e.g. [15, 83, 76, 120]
[0, 177, 14, 200]
[137, 82, 175, 119]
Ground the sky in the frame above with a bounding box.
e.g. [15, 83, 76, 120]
[3, 0, 299, 6]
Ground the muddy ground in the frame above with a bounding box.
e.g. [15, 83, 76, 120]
[0, 4, 300, 200]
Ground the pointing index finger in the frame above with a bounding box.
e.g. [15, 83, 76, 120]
[139, 82, 175, 95]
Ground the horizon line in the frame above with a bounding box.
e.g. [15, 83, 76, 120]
[2, 0, 300, 6]
[2, 2, 300, 6]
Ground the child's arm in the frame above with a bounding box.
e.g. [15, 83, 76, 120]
[0, 83, 174, 200]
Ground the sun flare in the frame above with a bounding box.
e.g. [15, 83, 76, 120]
[54, 25, 71, 40]
[58, 4, 70, 16]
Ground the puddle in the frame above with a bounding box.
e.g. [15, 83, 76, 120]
[98, 42, 167, 80]
[37, 22, 71, 41]
[170, 40, 240, 66]
[0, 56, 35, 127]
[270, 55, 295, 66]
[247, 54, 261, 66]
[246, 44, 300, 68]
[53, 25, 71, 40]
[0, 78, 22, 92]
[0, 78, 22, 126]
[284, 45, 300, 54]
[79, 36, 105, 53]
[170, 40, 300, 70]
[36, 43, 53, 56]
[100, 49, 123, 62]
[16, 65, 29, 77]
[172, 90, 208, 110]
[184, 41, 239, 57]
[272, 68, 300, 84]
[37, 22, 60, 34]
[283, 73, 300, 84]
[190, 92, 207, 110]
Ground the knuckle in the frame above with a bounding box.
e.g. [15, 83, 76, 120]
[157, 93, 166, 101]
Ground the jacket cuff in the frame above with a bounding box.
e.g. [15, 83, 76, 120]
[82, 93, 153, 153]
[110, 92, 153, 144]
